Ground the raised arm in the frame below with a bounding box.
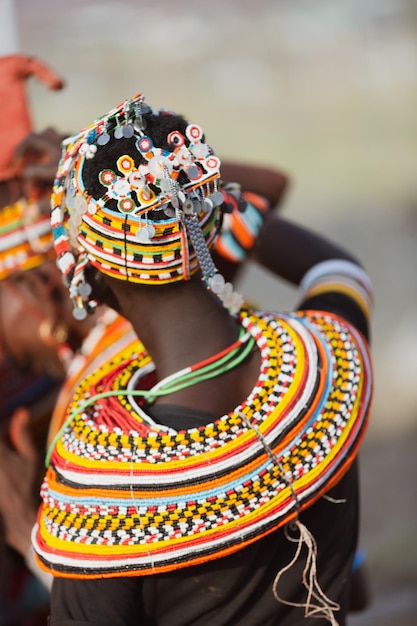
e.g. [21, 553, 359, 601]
[253, 212, 361, 286]
[220, 160, 290, 209]
[252, 212, 374, 340]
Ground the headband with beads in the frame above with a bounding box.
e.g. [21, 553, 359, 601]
[51, 93, 245, 319]
[0, 200, 55, 280]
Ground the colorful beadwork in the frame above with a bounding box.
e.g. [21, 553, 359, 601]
[0, 200, 55, 279]
[299, 259, 374, 321]
[46, 309, 140, 448]
[215, 191, 270, 263]
[33, 309, 372, 578]
[50, 93, 240, 319]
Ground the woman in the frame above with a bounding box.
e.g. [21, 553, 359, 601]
[33, 92, 373, 625]
[0, 125, 288, 623]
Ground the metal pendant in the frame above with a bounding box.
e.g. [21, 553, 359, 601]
[123, 124, 134, 139]
[97, 132, 110, 146]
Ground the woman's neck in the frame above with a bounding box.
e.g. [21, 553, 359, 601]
[104, 275, 262, 416]
[123, 281, 242, 381]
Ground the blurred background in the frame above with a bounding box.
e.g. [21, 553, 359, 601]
[4, 0, 417, 623]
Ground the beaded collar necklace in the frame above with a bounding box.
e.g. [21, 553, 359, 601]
[45, 327, 255, 465]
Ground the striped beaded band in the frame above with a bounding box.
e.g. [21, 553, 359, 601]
[0, 200, 55, 279]
[50, 92, 246, 319]
[33, 309, 372, 578]
[215, 190, 270, 263]
[299, 259, 375, 321]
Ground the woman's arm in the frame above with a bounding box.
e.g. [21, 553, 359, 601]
[252, 213, 374, 339]
[252, 212, 361, 286]
[220, 160, 290, 209]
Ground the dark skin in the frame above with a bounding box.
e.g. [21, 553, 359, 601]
[212, 161, 289, 282]
[0, 177, 22, 209]
[0, 261, 96, 377]
[219, 161, 289, 208]
[253, 212, 363, 284]
[100, 211, 359, 418]
[103, 275, 261, 417]
[0, 263, 97, 555]
[0, 132, 96, 558]
[0, 128, 369, 611]
[0, 131, 289, 561]
[49, 208, 369, 624]
[0, 128, 64, 211]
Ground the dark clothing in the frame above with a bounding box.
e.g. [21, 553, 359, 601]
[51, 459, 358, 626]
[50, 293, 367, 626]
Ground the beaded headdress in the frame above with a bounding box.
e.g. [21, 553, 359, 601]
[51, 93, 245, 320]
[0, 199, 55, 280]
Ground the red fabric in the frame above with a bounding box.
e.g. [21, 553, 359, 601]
[0, 54, 63, 180]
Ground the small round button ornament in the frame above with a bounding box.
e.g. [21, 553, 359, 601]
[123, 124, 134, 139]
[97, 132, 110, 146]
[73, 305, 87, 321]
[136, 224, 155, 243]
[183, 199, 195, 215]
[118, 197, 136, 213]
[78, 282, 93, 298]
[114, 125, 124, 140]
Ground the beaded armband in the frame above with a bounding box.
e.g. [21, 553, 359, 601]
[299, 259, 374, 322]
[214, 191, 270, 263]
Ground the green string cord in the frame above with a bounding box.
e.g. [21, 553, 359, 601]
[45, 333, 255, 467]
[145, 335, 255, 402]
[146, 327, 246, 399]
